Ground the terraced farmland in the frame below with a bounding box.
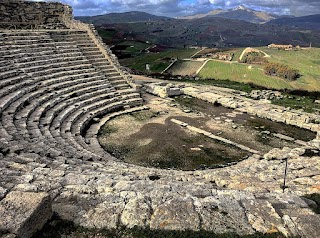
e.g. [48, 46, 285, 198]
[119, 48, 198, 73]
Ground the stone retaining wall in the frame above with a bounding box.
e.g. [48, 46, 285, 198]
[0, 0, 72, 26]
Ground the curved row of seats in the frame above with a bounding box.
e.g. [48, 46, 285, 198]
[0, 30, 143, 163]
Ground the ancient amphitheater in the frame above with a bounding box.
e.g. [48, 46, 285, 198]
[0, 1, 320, 237]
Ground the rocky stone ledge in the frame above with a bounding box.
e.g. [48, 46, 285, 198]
[0, 191, 52, 238]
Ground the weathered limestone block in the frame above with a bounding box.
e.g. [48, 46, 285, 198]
[273, 133, 295, 141]
[150, 198, 200, 231]
[0, 191, 52, 238]
[294, 215, 320, 238]
[168, 87, 183, 97]
[196, 196, 254, 235]
[79, 197, 125, 229]
[263, 148, 289, 160]
[241, 199, 287, 235]
[0, 187, 7, 200]
[120, 195, 152, 228]
[144, 83, 183, 98]
[282, 213, 320, 238]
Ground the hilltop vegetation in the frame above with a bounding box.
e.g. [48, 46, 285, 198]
[259, 47, 320, 91]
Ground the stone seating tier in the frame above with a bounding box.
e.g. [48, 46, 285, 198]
[4, 25, 319, 238]
[0, 30, 142, 162]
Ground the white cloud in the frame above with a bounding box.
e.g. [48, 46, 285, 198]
[29, 0, 320, 16]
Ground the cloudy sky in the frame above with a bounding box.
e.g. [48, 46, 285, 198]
[31, 0, 320, 17]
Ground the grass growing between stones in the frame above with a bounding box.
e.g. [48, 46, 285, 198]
[33, 215, 287, 238]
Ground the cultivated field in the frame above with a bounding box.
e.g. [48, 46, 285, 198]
[118, 41, 151, 52]
[166, 60, 204, 76]
[119, 48, 198, 72]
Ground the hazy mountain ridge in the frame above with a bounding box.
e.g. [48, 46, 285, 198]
[77, 8, 320, 48]
[95, 17, 320, 48]
[76, 11, 171, 24]
[267, 14, 320, 29]
[178, 5, 279, 24]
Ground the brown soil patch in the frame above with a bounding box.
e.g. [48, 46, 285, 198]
[98, 93, 314, 171]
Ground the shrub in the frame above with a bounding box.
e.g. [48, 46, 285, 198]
[240, 52, 267, 65]
[263, 62, 300, 81]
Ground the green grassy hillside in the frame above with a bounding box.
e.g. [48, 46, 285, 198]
[258, 47, 320, 91]
[199, 60, 292, 90]
[198, 48, 320, 91]
[119, 45, 320, 91]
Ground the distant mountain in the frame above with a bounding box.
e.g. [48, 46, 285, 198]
[94, 17, 320, 48]
[178, 5, 279, 24]
[76, 11, 172, 24]
[267, 14, 320, 29]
